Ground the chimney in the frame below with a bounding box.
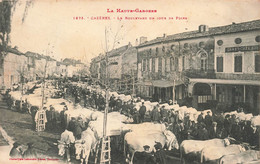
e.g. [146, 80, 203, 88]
[163, 33, 166, 38]
[140, 36, 147, 45]
[135, 38, 139, 46]
[198, 25, 209, 33]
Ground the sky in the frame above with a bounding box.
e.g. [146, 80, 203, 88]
[9, 0, 260, 64]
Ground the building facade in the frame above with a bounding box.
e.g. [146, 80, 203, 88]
[136, 19, 260, 113]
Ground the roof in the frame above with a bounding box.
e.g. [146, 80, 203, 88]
[107, 45, 129, 57]
[138, 19, 260, 47]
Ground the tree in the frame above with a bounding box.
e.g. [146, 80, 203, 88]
[0, 1, 11, 52]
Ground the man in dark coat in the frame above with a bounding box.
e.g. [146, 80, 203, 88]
[9, 142, 22, 158]
[204, 111, 213, 130]
[109, 94, 116, 111]
[198, 123, 209, 140]
[231, 119, 242, 141]
[154, 142, 166, 164]
[67, 117, 76, 132]
[23, 142, 37, 158]
[139, 102, 146, 123]
[73, 118, 84, 139]
[209, 122, 220, 139]
[31, 106, 39, 130]
[197, 112, 204, 124]
[151, 105, 161, 123]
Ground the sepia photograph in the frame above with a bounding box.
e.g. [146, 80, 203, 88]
[0, 0, 260, 163]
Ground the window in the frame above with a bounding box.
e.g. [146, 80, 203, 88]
[217, 56, 223, 72]
[142, 59, 146, 71]
[170, 57, 174, 71]
[182, 56, 185, 71]
[200, 53, 208, 71]
[156, 47, 159, 55]
[171, 44, 175, 50]
[174, 57, 179, 71]
[147, 58, 150, 71]
[199, 42, 205, 48]
[162, 46, 165, 52]
[184, 43, 189, 48]
[234, 54, 242, 72]
[217, 40, 223, 46]
[256, 36, 260, 42]
[152, 58, 155, 72]
[235, 38, 242, 44]
[158, 57, 162, 73]
[255, 53, 260, 72]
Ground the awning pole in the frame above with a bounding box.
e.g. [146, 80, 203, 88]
[173, 79, 175, 102]
[243, 85, 246, 103]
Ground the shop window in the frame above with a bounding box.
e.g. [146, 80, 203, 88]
[217, 56, 223, 72]
[234, 54, 242, 72]
[255, 53, 260, 72]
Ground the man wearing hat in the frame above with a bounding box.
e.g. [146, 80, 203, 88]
[154, 142, 166, 164]
[9, 142, 22, 158]
[139, 102, 146, 123]
[209, 122, 219, 139]
[204, 111, 213, 131]
[143, 145, 156, 164]
[23, 142, 37, 158]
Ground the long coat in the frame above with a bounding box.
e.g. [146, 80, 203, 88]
[9, 147, 22, 158]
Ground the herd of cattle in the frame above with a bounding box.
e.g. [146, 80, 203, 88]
[2, 80, 260, 164]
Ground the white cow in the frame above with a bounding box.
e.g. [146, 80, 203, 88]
[180, 138, 232, 164]
[74, 128, 99, 164]
[200, 144, 246, 163]
[124, 130, 179, 164]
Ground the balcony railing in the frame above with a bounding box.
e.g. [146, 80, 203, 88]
[183, 69, 216, 79]
[216, 73, 260, 80]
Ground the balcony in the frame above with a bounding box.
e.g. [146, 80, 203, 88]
[183, 69, 216, 79]
[216, 73, 260, 81]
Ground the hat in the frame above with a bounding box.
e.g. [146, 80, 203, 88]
[143, 145, 150, 151]
[27, 142, 34, 147]
[13, 142, 20, 147]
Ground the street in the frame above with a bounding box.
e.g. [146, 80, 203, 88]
[0, 94, 182, 164]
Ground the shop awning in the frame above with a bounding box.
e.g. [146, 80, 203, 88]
[152, 80, 183, 88]
[190, 78, 260, 86]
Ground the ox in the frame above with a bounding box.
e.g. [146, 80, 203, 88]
[219, 150, 260, 164]
[200, 144, 246, 164]
[124, 130, 179, 164]
[74, 127, 99, 164]
[180, 137, 234, 164]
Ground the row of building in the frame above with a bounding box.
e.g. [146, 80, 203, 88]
[0, 46, 88, 89]
[90, 19, 260, 114]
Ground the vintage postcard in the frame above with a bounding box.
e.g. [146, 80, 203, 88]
[0, 0, 260, 163]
